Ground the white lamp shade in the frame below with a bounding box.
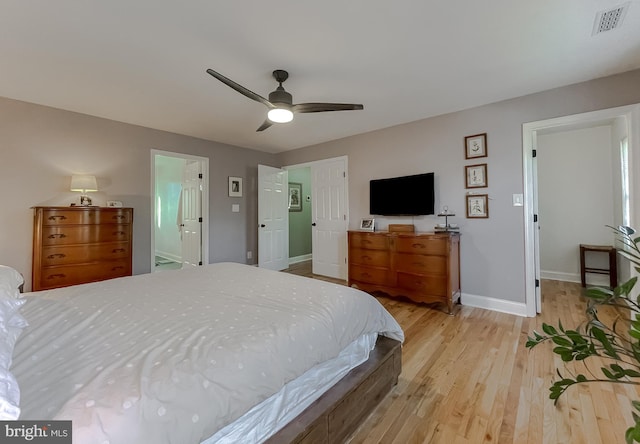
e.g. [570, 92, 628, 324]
[267, 108, 294, 123]
[70, 175, 98, 192]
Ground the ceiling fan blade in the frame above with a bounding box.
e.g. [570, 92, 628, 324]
[292, 103, 364, 113]
[206, 69, 274, 108]
[256, 119, 273, 132]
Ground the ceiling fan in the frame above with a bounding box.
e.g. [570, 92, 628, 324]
[206, 68, 364, 132]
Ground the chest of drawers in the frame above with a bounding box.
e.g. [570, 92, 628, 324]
[348, 230, 460, 313]
[32, 206, 133, 291]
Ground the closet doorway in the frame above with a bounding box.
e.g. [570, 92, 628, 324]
[151, 150, 209, 272]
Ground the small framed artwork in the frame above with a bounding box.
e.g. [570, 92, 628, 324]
[466, 194, 489, 218]
[464, 133, 487, 159]
[229, 177, 242, 197]
[288, 182, 302, 212]
[360, 218, 375, 231]
[465, 163, 488, 188]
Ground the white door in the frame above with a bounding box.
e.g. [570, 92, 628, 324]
[258, 164, 289, 270]
[312, 158, 348, 279]
[181, 160, 202, 268]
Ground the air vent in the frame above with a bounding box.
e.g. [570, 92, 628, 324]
[593, 2, 630, 35]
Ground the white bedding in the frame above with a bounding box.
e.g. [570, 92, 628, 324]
[12, 263, 403, 444]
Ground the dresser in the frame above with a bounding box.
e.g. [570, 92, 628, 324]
[348, 230, 460, 313]
[32, 206, 133, 291]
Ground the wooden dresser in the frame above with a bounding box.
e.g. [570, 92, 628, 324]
[348, 230, 460, 313]
[32, 206, 133, 291]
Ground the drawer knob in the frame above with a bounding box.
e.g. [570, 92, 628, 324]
[412, 243, 425, 249]
[47, 274, 66, 280]
[113, 215, 126, 220]
[113, 231, 125, 236]
[362, 272, 371, 278]
[112, 248, 125, 253]
[111, 266, 125, 271]
[46, 253, 66, 259]
[47, 215, 67, 221]
[48, 233, 67, 239]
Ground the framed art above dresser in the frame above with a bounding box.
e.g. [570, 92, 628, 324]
[31, 206, 133, 291]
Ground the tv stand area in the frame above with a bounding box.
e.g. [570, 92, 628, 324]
[348, 230, 461, 314]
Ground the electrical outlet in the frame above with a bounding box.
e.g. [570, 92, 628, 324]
[247, 251, 252, 259]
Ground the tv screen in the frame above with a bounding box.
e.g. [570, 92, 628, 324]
[369, 173, 435, 216]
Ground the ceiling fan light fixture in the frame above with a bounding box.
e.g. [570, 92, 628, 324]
[267, 107, 294, 123]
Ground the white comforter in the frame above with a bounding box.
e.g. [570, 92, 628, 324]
[12, 263, 403, 444]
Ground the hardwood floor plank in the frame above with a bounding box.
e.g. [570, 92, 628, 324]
[282, 263, 640, 443]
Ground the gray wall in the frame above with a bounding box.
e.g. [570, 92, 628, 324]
[276, 68, 640, 306]
[0, 96, 277, 291]
[288, 167, 312, 259]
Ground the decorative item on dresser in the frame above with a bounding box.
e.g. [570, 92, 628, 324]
[32, 206, 133, 291]
[348, 229, 461, 314]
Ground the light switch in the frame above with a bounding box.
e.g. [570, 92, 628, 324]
[232, 204, 240, 212]
[513, 194, 523, 206]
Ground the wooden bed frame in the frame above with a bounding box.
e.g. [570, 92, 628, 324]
[265, 336, 402, 443]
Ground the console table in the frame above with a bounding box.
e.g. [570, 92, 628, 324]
[348, 230, 460, 313]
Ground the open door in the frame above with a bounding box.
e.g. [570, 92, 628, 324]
[258, 164, 289, 270]
[311, 158, 348, 279]
[180, 160, 203, 268]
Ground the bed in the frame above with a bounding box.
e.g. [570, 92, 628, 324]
[0, 263, 403, 443]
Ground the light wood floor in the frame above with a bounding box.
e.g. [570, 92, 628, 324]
[283, 262, 639, 444]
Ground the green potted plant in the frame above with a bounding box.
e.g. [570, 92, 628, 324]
[526, 226, 640, 444]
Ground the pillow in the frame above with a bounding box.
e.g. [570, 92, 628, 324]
[0, 266, 24, 298]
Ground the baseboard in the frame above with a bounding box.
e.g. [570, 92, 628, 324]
[289, 254, 312, 265]
[155, 251, 181, 263]
[541, 270, 610, 286]
[461, 292, 528, 317]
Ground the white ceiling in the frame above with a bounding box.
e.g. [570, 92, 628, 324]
[2, 1, 639, 154]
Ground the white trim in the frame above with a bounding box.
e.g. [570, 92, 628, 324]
[540, 271, 580, 283]
[461, 292, 528, 317]
[150, 149, 210, 272]
[289, 254, 312, 265]
[522, 104, 640, 317]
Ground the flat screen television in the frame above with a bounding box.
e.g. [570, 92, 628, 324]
[369, 172, 435, 216]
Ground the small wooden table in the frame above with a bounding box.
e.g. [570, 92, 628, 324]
[579, 244, 617, 288]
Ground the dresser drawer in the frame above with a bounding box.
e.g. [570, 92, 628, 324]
[397, 272, 447, 296]
[349, 248, 389, 267]
[349, 232, 389, 250]
[38, 260, 131, 290]
[41, 208, 132, 225]
[42, 225, 131, 246]
[395, 254, 446, 275]
[394, 236, 447, 255]
[41, 242, 131, 266]
[349, 265, 392, 286]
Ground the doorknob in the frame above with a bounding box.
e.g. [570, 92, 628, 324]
[311, 223, 317, 226]
[260, 224, 266, 228]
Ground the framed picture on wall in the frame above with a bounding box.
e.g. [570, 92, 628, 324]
[288, 182, 302, 211]
[465, 163, 488, 188]
[229, 176, 242, 197]
[466, 194, 489, 218]
[464, 133, 488, 159]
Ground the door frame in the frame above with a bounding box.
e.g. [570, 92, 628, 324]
[284, 155, 349, 278]
[522, 104, 640, 317]
[150, 149, 210, 272]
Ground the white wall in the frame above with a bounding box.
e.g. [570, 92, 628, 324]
[537, 126, 614, 284]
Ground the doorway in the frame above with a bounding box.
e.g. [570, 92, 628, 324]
[285, 156, 349, 280]
[151, 150, 209, 272]
[522, 104, 640, 316]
